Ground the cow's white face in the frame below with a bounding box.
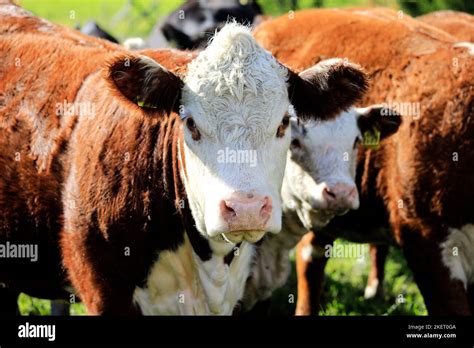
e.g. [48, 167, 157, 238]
[180, 24, 291, 245]
[107, 23, 369, 248]
[283, 105, 402, 229]
[284, 108, 361, 228]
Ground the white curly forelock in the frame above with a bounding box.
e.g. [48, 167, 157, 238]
[182, 23, 290, 145]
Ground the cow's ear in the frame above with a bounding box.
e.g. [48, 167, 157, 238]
[357, 105, 402, 141]
[287, 59, 368, 121]
[106, 54, 184, 115]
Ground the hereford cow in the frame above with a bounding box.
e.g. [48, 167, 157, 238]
[0, 3, 368, 315]
[362, 9, 474, 302]
[418, 10, 474, 42]
[242, 105, 401, 313]
[254, 8, 474, 315]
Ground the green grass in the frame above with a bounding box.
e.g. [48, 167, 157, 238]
[18, 241, 426, 316]
[271, 241, 427, 316]
[19, 0, 183, 41]
[18, 293, 86, 316]
[19, 0, 401, 42]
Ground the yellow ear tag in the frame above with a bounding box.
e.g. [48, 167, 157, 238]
[137, 100, 157, 109]
[363, 127, 381, 149]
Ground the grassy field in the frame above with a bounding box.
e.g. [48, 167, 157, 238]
[19, 0, 400, 41]
[18, 240, 426, 316]
[271, 241, 427, 316]
[14, 0, 424, 315]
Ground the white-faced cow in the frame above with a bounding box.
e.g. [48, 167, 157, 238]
[242, 105, 401, 313]
[0, 3, 368, 315]
[254, 8, 474, 315]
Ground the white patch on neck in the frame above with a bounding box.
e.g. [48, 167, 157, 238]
[440, 224, 474, 289]
[133, 235, 255, 315]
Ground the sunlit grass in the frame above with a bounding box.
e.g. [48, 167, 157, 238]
[271, 240, 426, 316]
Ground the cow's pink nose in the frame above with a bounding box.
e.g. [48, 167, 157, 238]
[322, 184, 358, 209]
[220, 193, 272, 232]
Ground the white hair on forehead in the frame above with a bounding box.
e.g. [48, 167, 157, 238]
[183, 22, 289, 144]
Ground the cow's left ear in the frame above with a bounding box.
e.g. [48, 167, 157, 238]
[357, 105, 402, 140]
[287, 58, 368, 121]
[106, 54, 184, 115]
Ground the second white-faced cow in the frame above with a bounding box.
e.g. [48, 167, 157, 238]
[242, 105, 401, 313]
[0, 3, 368, 315]
[254, 7, 474, 315]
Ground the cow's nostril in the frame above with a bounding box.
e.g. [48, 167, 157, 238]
[260, 197, 272, 218]
[221, 201, 237, 219]
[323, 187, 336, 200]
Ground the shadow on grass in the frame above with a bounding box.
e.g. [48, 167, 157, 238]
[270, 242, 427, 316]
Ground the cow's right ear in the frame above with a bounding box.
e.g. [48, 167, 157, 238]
[357, 105, 402, 141]
[106, 54, 184, 115]
[287, 58, 368, 121]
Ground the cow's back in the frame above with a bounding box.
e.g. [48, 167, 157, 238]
[254, 8, 474, 239]
[418, 10, 474, 42]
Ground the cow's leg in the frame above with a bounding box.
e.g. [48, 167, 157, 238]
[0, 287, 19, 315]
[400, 225, 471, 315]
[295, 231, 334, 316]
[61, 232, 140, 316]
[364, 244, 389, 299]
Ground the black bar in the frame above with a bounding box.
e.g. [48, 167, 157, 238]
[0, 316, 473, 346]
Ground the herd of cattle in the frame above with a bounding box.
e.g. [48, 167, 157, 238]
[0, 0, 473, 316]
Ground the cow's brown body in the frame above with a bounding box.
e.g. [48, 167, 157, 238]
[363, 7, 474, 305]
[0, 4, 197, 314]
[418, 10, 474, 42]
[254, 8, 474, 315]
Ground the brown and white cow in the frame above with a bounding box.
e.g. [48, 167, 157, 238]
[362, 8, 474, 302]
[0, 3, 368, 315]
[241, 105, 401, 313]
[254, 8, 474, 315]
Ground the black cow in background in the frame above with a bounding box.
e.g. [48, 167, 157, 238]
[152, 0, 263, 49]
[75, 1, 263, 50]
[77, 20, 119, 43]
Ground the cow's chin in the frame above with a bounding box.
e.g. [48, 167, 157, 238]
[221, 231, 266, 244]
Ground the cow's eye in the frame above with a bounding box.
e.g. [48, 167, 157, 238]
[186, 117, 201, 141]
[291, 138, 302, 149]
[353, 136, 361, 149]
[276, 115, 290, 138]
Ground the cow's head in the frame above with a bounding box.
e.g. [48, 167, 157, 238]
[284, 105, 401, 228]
[161, 0, 262, 49]
[107, 24, 368, 247]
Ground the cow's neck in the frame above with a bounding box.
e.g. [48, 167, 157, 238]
[133, 115, 255, 315]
